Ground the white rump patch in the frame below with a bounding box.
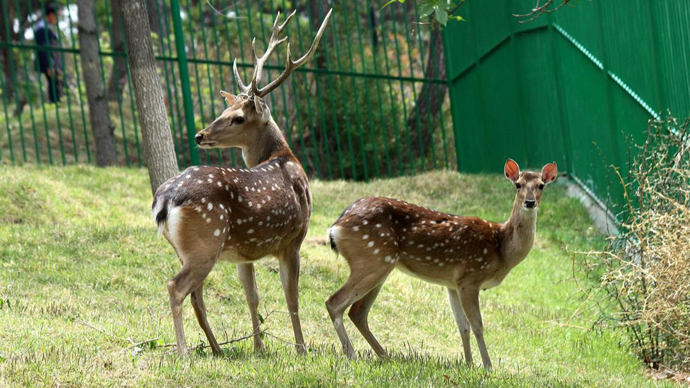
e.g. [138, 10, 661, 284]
[164, 206, 184, 246]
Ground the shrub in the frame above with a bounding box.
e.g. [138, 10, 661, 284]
[578, 114, 690, 371]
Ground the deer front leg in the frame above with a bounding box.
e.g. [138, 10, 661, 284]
[458, 286, 492, 370]
[237, 263, 265, 352]
[447, 287, 473, 366]
[278, 249, 306, 353]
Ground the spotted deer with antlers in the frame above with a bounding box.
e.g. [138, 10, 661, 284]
[152, 9, 332, 356]
[326, 159, 558, 369]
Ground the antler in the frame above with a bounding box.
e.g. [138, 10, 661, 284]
[232, 9, 333, 98]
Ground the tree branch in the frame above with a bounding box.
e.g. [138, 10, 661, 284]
[513, 0, 571, 24]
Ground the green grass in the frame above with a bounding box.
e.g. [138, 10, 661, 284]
[0, 166, 678, 387]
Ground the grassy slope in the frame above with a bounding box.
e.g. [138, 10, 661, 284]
[0, 166, 677, 387]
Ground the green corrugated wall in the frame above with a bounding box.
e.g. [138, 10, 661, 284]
[444, 0, 690, 211]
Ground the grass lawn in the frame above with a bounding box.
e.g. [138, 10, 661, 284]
[0, 166, 678, 387]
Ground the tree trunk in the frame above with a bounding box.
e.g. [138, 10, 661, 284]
[78, 0, 118, 167]
[145, 0, 162, 35]
[0, 2, 15, 102]
[120, 0, 178, 194]
[308, 0, 330, 69]
[408, 23, 448, 160]
[106, 0, 128, 101]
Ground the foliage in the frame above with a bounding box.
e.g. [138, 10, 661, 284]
[382, 0, 464, 26]
[577, 115, 690, 372]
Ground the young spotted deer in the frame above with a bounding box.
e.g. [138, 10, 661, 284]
[326, 159, 558, 369]
[152, 9, 332, 356]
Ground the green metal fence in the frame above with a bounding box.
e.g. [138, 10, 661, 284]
[444, 0, 690, 212]
[0, 0, 455, 181]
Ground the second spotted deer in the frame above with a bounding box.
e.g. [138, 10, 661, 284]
[326, 159, 558, 369]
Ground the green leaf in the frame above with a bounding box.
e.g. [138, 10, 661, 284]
[418, 2, 436, 17]
[450, 15, 465, 22]
[435, 6, 448, 25]
[258, 313, 265, 324]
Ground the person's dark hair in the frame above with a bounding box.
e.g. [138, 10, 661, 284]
[45, 4, 57, 17]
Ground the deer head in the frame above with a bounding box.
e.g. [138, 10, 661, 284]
[504, 158, 558, 211]
[195, 9, 332, 152]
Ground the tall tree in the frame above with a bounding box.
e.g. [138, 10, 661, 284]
[120, 0, 178, 194]
[78, 0, 118, 166]
[407, 23, 447, 159]
[106, 0, 127, 101]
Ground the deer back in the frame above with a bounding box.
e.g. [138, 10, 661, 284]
[152, 155, 311, 263]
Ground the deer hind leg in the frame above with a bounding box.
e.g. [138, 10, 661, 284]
[447, 287, 473, 365]
[237, 263, 265, 352]
[348, 283, 387, 357]
[326, 262, 394, 359]
[458, 286, 492, 370]
[167, 259, 216, 356]
[278, 247, 306, 353]
[190, 283, 222, 355]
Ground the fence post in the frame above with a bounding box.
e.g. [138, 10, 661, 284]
[170, 0, 199, 165]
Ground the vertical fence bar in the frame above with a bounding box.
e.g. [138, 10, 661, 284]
[30, 1, 54, 164]
[341, 3, 369, 181]
[326, 5, 358, 180]
[65, 0, 92, 164]
[170, 0, 200, 166]
[0, 0, 14, 163]
[283, 0, 332, 179]
[353, 0, 379, 178]
[102, 0, 130, 166]
[547, 17, 571, 172]
[300, 2, 340, 179]
[15, 0, 40, 164]
[413, 5, 441, 170]
[442, 27, 461, 171]
[159, 0, 187, 168]
[38, 1, 63, 165]
[183, 0, 209, 165]
[401, 5, 427, 171]
[206, 0, 224, 165]
[220, 0, 238, 166]
[197, 0, 221, 165]
[0, 52, 12, 163]
[373, 0, 403, 177]
[56, 3, 78, 163]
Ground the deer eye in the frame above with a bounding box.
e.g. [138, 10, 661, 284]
[539, 183, 545, 190]
[233, 116, 245, 125]
[515, 183, 522, 190]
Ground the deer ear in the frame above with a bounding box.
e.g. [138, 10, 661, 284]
[220, 90, 237, 106]
[541, 162, 558, 184]
[253, 96, 271, 122]
[504, 158, 520, 182]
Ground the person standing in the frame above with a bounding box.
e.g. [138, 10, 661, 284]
[35, 4, 63, 104]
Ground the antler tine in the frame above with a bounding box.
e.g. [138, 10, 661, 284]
[232, 59, 250, 95]
[249, 10, 296, 97]
[256, 8, 332, 98]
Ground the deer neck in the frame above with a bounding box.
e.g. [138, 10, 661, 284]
[241, 119, 291, 168]
[499, 200, 538, 267]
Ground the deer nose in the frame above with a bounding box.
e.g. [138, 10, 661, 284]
[524, 199, 536, 208]
[195, 133, 204, 145]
